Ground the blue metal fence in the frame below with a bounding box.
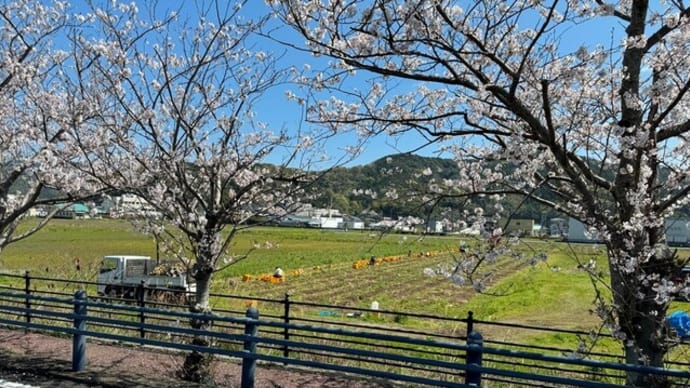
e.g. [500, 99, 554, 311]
[2, 272, 690, 387]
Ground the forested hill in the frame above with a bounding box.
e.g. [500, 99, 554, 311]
[310, 153, 562, 222]
[7, 153, 563, 222]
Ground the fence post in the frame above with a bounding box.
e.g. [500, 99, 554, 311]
[465, 330, 483, 387]
[138, 280, 146, 339]
[241, 306, 259, 388]
[72, 289, 87, 372]
[283, 292, 290, 362]
[24, 271, 31, 332]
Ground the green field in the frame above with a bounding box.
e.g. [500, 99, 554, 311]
[1, 218, 457, 277]
[0, 218, 608, 323]
[6, 218, 690, 355]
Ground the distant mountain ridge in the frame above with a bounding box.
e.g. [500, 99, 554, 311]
[310, 153, 562, 222]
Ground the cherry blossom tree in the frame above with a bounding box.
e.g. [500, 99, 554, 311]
[0, 0, 101, 255]
[272, 0, 690, 385]
[68, 1, 327, 382]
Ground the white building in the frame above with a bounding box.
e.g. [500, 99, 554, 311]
[341, 216, 365, 230]
[114, 194, 160, 218]
[310, 214, 344, 229]
[294, 206, 346, 229]
[370, 217, 422, 233]
[566, 217, 690, 246]
[426, 220, 445, 234]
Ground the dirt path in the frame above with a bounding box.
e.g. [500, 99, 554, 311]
[0, 327, 402, 387]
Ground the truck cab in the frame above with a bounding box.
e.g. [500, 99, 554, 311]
[97, 255, 151, 295]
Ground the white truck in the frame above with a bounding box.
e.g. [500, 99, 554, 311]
[97, 255, 196, 302]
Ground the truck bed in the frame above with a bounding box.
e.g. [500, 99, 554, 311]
[124, 259, 158, 277]
[119, 275, 191, 289]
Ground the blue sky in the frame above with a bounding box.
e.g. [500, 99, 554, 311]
[236, 2, 629, 167]
[238, 2, 447, 166]
[118, 0, 426, 167]
[86, 1, 629, 167]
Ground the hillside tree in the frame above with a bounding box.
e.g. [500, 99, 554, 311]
[69, 1, 329, 382]
[272, 0, 690, 386]
[0, 0, 101, 255]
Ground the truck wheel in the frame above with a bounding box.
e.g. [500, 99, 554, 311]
[104, 286, 114, 301]
[111, 287, 123, 302]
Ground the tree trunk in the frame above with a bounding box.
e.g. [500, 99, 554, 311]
[608, 240, 676, 388]
[180, 269, 215, 384]
[618, 286, 670, 388]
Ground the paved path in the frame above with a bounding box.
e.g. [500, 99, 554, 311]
[0, 327, 400, 388]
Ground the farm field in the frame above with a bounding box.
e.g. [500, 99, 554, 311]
[0, 219, 605, 323]
[0, 218, 458, 277]
[4, 217, 690, 356]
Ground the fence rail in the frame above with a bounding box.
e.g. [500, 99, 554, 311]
[2, 272, 690, 387]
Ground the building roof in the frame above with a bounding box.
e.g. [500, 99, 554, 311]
[68, 203, 90, 213]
